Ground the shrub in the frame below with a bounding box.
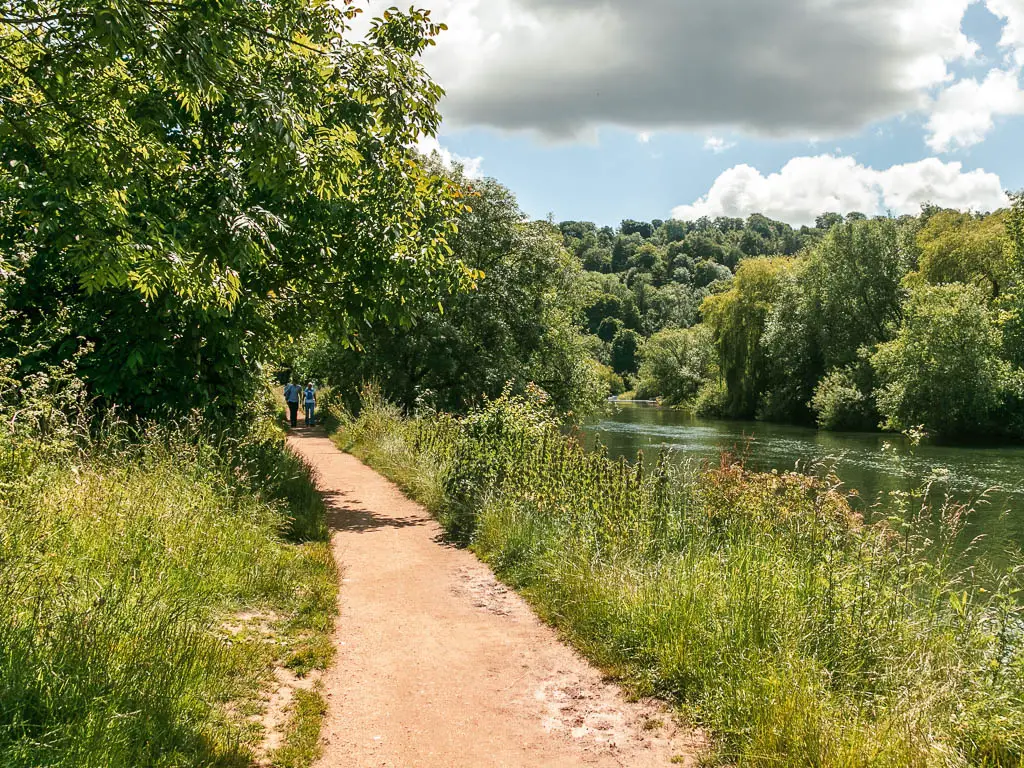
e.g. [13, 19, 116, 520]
[694, 379, 729, 418]
[810, 366, 877, 431]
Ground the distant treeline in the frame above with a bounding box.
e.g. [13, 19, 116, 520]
[559, 202, 1024, 441]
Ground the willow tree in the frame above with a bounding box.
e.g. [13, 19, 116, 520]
[701, 257, 793, 418]
[918, 210, 1009, 299]
[0, 1, 470, 412]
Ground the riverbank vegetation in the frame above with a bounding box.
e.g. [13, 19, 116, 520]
[296, 146, 1024, 442]
[337, 387, 1024, 767]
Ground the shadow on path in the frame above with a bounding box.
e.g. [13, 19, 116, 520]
[287, 425, 432, 534]
[321, 489, 429, 534]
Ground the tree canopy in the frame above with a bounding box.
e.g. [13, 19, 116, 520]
[872, 283, 1016, 437]
[2, 5, 1021, 444]
[554, 205, 1024, 440]
[297, 165, 605, 420]
[0, 1, 469, 413]
[918, 210, 1008, 298]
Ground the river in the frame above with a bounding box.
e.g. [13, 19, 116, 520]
[580, 402, 1024, 560]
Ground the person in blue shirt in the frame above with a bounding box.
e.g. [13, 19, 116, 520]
[283, 381, 301, 427]
[303, 383, 317, 426]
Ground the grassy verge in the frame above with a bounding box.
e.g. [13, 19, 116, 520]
[269, 689, 329, 768]
[0, 410, 337, 767]
[334, 386, 1024, 767]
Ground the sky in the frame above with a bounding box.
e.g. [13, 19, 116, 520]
[354, 0, 1024, 227]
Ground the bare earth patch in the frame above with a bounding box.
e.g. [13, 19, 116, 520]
[218, 609, 322, 764]
[220, 609, 280, 639]
[451, 565, 519, 618]
[258, 666, 321, 762]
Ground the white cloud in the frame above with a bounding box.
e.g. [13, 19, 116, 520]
[637, 132, 652, 144]
[704, 136, 737, 154]
[921, 0, 1024, 152]
[352, 0, 978, 139]
[926, 67, 1024, 151]
[986, 0, 1024, 66]
[671, 155, 1008, 226]
[416, 135, 484, 178]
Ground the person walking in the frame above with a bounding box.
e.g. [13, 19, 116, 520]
[284, 380, 301, 428]
[303, 382, 317, 427]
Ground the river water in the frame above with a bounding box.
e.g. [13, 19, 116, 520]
[580, 403, 1024, 559]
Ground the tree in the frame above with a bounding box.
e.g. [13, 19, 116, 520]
[758, 266, 819, 423]
[872, 283, 1013, 438]
[739, 229, 771, 257]
[597, 317, 624, 343]
[647, 283, 703, 331]
[299, 169, 605, 419]
[610, 329, 642, 376]
[684, 234, 726, 265]
[694, 261, 733, 288]
[816, 213, 844, 231]
[0, 2, 465, 414]
[611, 233, 643, 272]
[620, 219, 654, 239]
[702, 258, 793, 418]
[917, 210, 1008, 298]
[636, 326, 715, 406]
[801, 219, 905, 372]
[581, 246, 613, 272]
[560, 221, 596, 241]
[998, 194, 1024, 368]
[661, 220, 689, 243]
[585, 293, 624, 333]
[755, 219, 905, 423]
[629, 243, 663, 271]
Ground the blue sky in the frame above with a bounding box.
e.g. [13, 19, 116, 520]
[360, 0, 1024, 227]
[435, 101, 1024, 227]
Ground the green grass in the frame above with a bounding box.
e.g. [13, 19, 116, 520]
[269, 689, 329, 768]
[0, 415, 337, 767]
[336, 386, 1024, 767]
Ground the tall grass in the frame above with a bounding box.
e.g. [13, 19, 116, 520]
[338, 386, 1024, 767]
[0, 408, 337, 767]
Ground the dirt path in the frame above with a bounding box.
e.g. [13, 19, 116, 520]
[287, 428, 704, 768]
